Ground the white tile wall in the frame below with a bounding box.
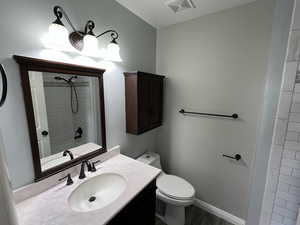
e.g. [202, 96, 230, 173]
[288, 123, 300, 132]
[293, 2, 300, 30]
[261, 4, 300, 224]
[289, 114, 300, 122]
[279, 183, 290, 192]
[275, 120, 289, 145]
[44, 81, 96, 155]
[295, 84, 300, 93]
[282, 62, 297, 91]
[286, 131, 299, 141]
[278, 92, 293, 118]
[291, 103, 300, 112]
[266, 67, 300, 225]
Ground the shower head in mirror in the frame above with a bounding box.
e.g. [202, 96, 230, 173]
[54, 75, 77, 83]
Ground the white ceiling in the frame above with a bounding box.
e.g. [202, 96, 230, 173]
[115, 0, 257, 28]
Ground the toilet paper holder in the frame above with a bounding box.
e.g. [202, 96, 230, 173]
[222, 154, 242, 161]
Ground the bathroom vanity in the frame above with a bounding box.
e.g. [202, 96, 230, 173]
[13, 56, 161, 225]
[16, 153, 161, 225]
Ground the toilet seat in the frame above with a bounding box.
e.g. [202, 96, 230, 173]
[156, 189, 194, 206]
[156, 175, 195, 201]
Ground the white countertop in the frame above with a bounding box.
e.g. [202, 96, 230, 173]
[16, 154, 161, 225]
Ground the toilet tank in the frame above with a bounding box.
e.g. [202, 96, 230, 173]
[137, 152, 162, 169]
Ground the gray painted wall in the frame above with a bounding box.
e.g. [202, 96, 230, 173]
[0, 131, 19, 225]
[0, 0, 157, 188]
[156, 0, 275, 219]
[247, 0, 295, 224]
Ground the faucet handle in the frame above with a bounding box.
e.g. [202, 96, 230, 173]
[87, 161, 92, 172]
[59, 174, 73, 186]
[91, 160, 101, 172]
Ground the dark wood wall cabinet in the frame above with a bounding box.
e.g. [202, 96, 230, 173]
[124, 71, 165, 135]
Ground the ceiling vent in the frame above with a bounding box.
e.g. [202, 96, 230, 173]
[165, 0, 196, 13]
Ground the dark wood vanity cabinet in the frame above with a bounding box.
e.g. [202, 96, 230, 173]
[107, 179, 156, 225]
[124, 71, 165, 135]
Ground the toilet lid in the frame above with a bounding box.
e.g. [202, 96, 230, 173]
[157, 175, 195, 200]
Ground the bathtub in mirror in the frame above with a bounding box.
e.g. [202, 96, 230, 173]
[14, 56, 107, 181]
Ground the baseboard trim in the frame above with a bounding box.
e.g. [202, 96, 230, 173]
[193, 198, 246, 225]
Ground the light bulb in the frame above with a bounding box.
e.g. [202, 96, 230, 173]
[48, 23, 69, 46]
[82, 34, 98, 55]
[105, 42, 122, 62]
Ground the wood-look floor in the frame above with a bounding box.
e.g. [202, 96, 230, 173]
[155, 205, 234, 225]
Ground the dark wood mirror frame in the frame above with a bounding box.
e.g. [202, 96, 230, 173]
[13, 55, 107, 181]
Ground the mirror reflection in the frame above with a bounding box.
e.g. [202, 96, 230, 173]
[29, 71, 102, 171]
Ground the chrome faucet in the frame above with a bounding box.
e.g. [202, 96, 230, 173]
[79, 160, 92, 179]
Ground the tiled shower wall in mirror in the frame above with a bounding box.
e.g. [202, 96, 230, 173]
[260, 2, 300, 225]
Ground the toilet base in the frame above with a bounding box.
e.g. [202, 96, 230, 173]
[156, 189, 194, 225]
[164, 204, 185, 225]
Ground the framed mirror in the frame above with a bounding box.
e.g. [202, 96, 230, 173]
[14, 56, 107, 181]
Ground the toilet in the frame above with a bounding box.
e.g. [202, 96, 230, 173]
[137, 152, 195, 225]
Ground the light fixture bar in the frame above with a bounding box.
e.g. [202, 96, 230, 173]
[48, 6, 122, 61]
[52, 6, 120, 44]
[53, 6, 81, 36]
[96, 30, 119, 41]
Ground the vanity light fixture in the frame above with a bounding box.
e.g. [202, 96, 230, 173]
[48, 6, 122, 62]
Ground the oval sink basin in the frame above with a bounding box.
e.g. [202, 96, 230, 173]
[68, 173, 127, 212]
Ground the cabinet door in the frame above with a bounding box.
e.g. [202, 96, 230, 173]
[107, 180, 156, 225]
[138, 76, 151, 132]
[149, 78, 163, 128]
[124, 75, 138, 133]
